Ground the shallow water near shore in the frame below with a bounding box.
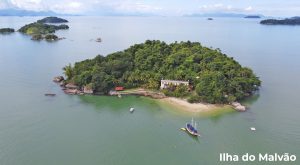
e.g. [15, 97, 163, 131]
[0, 16, 300, 165]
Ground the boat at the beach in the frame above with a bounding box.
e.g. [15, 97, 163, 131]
[185, 118, 201, 137]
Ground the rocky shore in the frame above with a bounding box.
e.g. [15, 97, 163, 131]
[53, 76, 93, 95]
[53, 76, 247, 112]
[231, 102, 247, 111]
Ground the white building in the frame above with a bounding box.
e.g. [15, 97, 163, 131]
[160, 80, 189, 89]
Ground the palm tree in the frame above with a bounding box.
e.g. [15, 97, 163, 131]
[63, 64, 73, 80]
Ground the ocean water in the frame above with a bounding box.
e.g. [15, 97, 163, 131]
[0, 16, 299, 165]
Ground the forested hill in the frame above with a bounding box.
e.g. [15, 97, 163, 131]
[63, 40, 261, 103]
[260, 17, 300, 25]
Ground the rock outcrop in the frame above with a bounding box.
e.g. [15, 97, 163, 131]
[83, 86, 94, 94]
[63, 89, 83, 95]
[53, 76, 64, 83]
[65, 83, 78, 89]
[232, 102, 246, 111]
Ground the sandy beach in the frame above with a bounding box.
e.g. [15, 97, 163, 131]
[118, 88, 231, 113]
[159, 97, 228, 113]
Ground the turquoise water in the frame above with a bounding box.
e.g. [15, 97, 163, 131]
[0, 16, 299, 164]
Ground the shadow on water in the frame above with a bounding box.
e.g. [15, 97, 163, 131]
[180, 130, 200, 143]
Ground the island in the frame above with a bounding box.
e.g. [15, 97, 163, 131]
[0, 28, 15, 34]
[45, 34, 59, 41]
[55, 40, 261, 112]
[19, 23, 69, 35]
[31, 34, 43, 41]
[37, 16, 68, 23]
[18, 17, 69, 41]
[244, 15, 261, 19]
[260, 17, 300, 25]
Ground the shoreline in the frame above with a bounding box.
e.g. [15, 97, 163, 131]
[157, 97, 229, 113]
[114, 88, 239, 113]
[53, 77, 243, 113]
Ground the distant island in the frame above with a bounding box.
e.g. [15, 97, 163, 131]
[0, 28, 15, 34]
[184, 12, 264, 18]
[19, 23, 69, 35]
[55, 40, 261, 111]
[260, 17, 300, 25]
[18, 17, 69, 41]
[37, 17, 68, 23]
[244, 15, 261, 19]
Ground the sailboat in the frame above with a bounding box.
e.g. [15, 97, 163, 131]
[185, 118, 201, 137]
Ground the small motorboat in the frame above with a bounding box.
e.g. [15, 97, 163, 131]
[185, 118, 201, 137]
[45, 93, 56, 96]
[129, 108, 135, 113]
[96, 37, 102, 42]
[250, 127, 256, 131]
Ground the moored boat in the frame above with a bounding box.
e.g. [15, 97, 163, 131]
[45, 93, 56, 96]
[185, 118, 201, 137]
[129, 107, 135, 113]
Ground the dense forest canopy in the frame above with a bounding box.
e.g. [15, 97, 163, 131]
[18, 22, 69, 35]
[37, 17, 68, 23]
[0, 28, 15, 34]
[260, 17, 300, 25]
[64, 40, 261, 104]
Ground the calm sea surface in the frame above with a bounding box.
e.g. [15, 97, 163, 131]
[0, 16, 299, 165]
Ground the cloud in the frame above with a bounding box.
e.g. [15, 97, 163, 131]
[51, 1, 85, 13]
[199, 4, 234, 12]
[9, 0, 44, 11]
[114, 2, 162, 13]
[89, 0, 162, 15]
[1, 0, 300, 17]
[0, 0, 9, 9]
[1, 0, 87, 13]
[1, 0, 163, 14]
[198, 3, 255, 13]
[245, 6, 253, 11]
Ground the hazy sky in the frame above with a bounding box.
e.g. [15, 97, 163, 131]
[0, 0, 299, 16]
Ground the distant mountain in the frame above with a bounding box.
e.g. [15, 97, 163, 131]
[244, 15, 261, 19]
[184, 12, 264, 18]
[0, 8, 71, 16]
[291, 16, 300, 19]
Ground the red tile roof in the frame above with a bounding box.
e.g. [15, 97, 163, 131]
[115, 87, 124, 91]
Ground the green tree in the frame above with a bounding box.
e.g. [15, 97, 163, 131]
[63, 64, 73, 80]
